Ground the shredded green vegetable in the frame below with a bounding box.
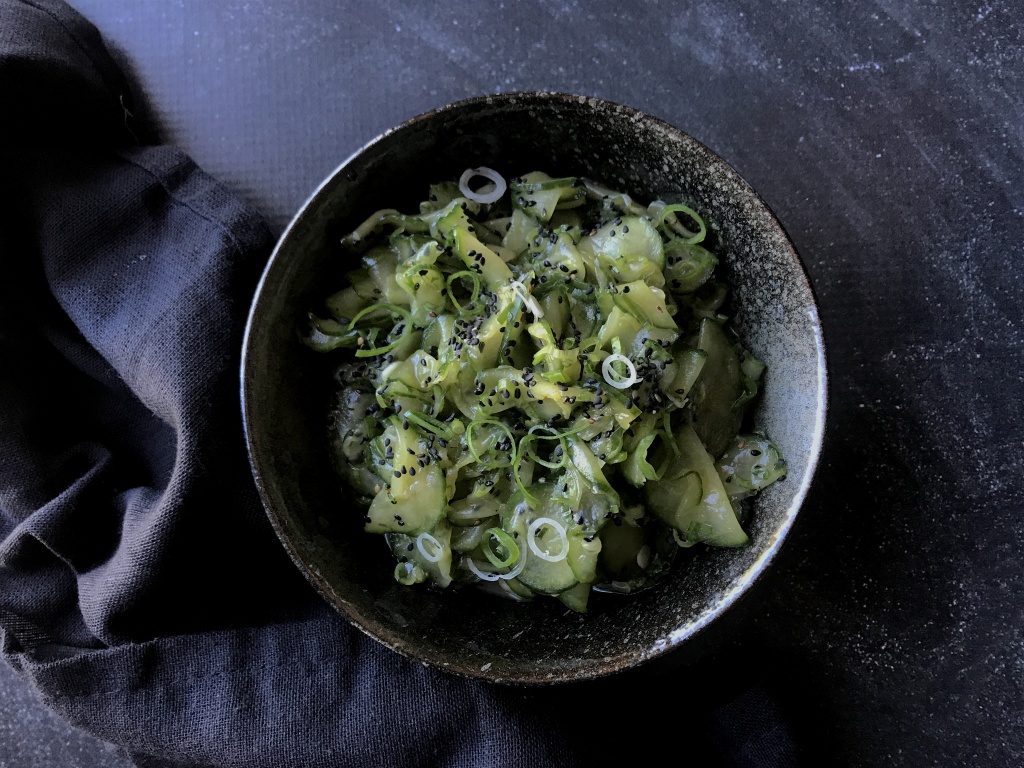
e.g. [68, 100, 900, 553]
[306, 168, 787, 613]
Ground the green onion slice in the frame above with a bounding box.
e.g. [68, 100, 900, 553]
[465, 557, 502, 582]
[459, 167, 507, 205]
[527, 517, 569, 562]
[348, 303, 413, 358]
[446, 270, 483, 315]
[520, 425, 568, 470]
[602, 353, 639, 389]
[482, 527, 520, 569]
[416, 532, 444, 563]
[657, 203, 706, 245]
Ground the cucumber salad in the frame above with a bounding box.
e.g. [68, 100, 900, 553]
[302, 167, 786, 613]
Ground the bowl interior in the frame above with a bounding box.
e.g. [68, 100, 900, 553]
[241, 92, 827, 684]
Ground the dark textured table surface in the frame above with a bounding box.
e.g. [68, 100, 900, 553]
[3, 1, 1022, 766]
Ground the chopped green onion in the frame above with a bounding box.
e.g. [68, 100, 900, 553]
[500, 553, 527, 580]
[446, 270, 483, 315]
[459, 167, 507, 205]
[510, 279, 544, 318]
[465, 557, 502, 581]
[602, 353, 639, 389]
[416, 532, 444, 563]
[348, 303, 413, 358]
[482, 527, 519, 569]
[520, 425, 568, 470]
[527, 517, 568, 562]
[656, 203, 706, 245]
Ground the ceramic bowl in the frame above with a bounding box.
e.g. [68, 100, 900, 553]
[240, 91, 827, 685]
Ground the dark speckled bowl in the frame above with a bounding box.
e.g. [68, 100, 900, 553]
[241, 92, 827, 685]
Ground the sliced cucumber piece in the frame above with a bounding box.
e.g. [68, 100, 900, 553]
[690, 318, 745, 458]
[644, 424, 748, 547]
[435, 203, 513, 287]
[500, 485, 581, 595]
[365, 418, 446, 535]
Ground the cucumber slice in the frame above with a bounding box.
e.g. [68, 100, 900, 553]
[596, 305, 643, 352]
[595, 517, 676, 593]
[716, 433, 788, 504]
[584, 215, 665, 281]
[644, 424, 748, 547]
[661, 346, 707, 407]
[365, 418, 446, 535]
[500, 486, 580, 595]
[664, 239, 717, 294]
[365, 460, 446, 535]
[511, 172, 583, 222]
[557, 581, 591, 613]
[690, 318, 745, 458]
[612, 280, 678, 331]
[434, 203, 513, 287]
[503, 207, 540, 256]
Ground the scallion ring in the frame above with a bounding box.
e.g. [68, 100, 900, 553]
[348, 303, 413, 358]
[497, 551, 527, 580]
[446, 270, 483, 315]
[672, 529, 698, 548]
[466, 557, 502, 582]
[520, 426, 567, 470]
[466, 550, 525, 582]
[657, 203, 706, 245]
[459, 167, 507, 205]
[416, 532, 444, 563]
[482, 527, 520, 569]
[602, 353, 639, 389]
[527, 517, 569, 562]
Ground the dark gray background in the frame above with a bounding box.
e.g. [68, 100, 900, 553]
[3, 1, 1022, 766]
